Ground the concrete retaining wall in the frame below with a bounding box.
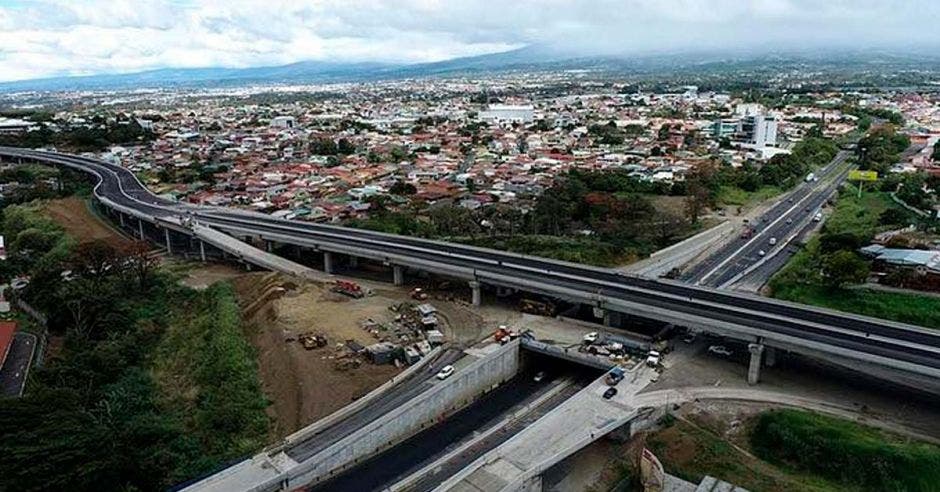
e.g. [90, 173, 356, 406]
[625, 221, 733, 278]
[289, 341, 520, 487]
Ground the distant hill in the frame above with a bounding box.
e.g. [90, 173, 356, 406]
[0, 60, 398, 93]
[2, 45, 940, 93]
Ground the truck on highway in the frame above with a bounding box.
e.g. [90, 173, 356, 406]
[605, 366, 625, 386]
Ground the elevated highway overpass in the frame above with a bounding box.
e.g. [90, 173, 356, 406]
[3, 146, 939, 389]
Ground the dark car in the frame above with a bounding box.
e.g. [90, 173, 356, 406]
[603, 387, 618, 399]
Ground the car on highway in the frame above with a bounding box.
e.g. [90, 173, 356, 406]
[603, 387, 618, 400]
[769, 237, 777, 245]
[708, 345, 733, 357]
[533, 371, 547, 382]
[583, 332, 599, 344]
[758, 250, 766, 257]
[786, 218, 793, 224]
[436, 365, 455, 380]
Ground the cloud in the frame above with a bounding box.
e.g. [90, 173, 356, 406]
[0, 0, 937, 82]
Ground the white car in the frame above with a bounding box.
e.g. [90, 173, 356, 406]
[758, 250, 766, 257]
[646, 350, 661, 367]
[708, 345, 733, 357]
[436, 365, 455, 380]
[583, 332, 599, 344]
[769, 237, 777, 246]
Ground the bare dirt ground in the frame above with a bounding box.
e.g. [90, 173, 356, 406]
[42, 197, 135, 247]
[228, 273, 495, 437]
[175, 262, 246, 290]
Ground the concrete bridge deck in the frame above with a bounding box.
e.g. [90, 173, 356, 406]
[437, 365, 654, 492]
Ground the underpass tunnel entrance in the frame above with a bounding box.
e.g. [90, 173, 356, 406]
[310, 351, 604, 492]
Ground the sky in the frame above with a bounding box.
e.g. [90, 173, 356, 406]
[0, 0, 937, 82]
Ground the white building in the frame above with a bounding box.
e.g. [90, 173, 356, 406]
[742, 114, 778, 147]
[271, 116, 296, 129]
[479, 105, 535, 125]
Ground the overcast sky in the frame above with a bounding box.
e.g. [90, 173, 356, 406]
[0, 0, 936, 82]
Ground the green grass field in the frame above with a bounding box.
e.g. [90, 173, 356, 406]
[646, 416, 843, 492]
[751, 409, 940, 492]
[769, 190, 940, 328]
[717, 185, 782, 208]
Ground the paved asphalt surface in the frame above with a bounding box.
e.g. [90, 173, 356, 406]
[4, 150, 940, 380]
[0, 332, 36, 397]
[682, 150, 853, 287]
[311, 357, 600, 492]
[287, 348, 465, 461]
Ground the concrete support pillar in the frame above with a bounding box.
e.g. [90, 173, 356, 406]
[765, 346, 777, 368]
[469, 280, 482, 306]
[138, 218, 144, 240]
[164, 228, 172, 254]
[265, 240, 274, 252]
[199, 240, 206, 263]
[323, 251, 334, 274]
[393, 265, 404, 286]
[348, 256, 358, 268]
[119, 213, 125, 228]
[748, 343, 765, 385]
[602, 310, 622, 328]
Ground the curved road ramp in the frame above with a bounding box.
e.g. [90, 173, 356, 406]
[181, 341, 520, 492]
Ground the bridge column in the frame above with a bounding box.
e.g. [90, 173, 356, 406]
[265, 240, 274, 252]
[393, 265, 404, 286]
[748, 343, 764, 385]
[138, 218, 144, 240]
[323, 251, 334, 274]
[765, 346, 777, 368]
[348, 256, 358, 268]
[469, 280, 481, 306]
[119, 213, 125, 228]
[164, 228, 172, 254]
[199, 240, 206, 262]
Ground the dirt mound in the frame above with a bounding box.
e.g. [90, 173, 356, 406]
[42, 197, 135, 247]
[232, 273, 402, 437]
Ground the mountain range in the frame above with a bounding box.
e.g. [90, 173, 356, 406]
[2, 45, 938, 93]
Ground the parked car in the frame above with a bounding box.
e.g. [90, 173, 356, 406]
[603, 387, 618, 400]
[708, 345, 733, 357]
[646, 350, 661, 367]
[436, 365, 455, 380]
[533, 371, 547, 382]
[583, 332, 599, 344]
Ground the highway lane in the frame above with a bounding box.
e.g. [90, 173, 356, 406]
[4, 147, 940, 373]
[286, 348, 464, 462]
[682, 150, 852, 287]
[309, 362, 586, 492]
[195, 212, 940, 351]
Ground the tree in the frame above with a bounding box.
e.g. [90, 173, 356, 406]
[684, 161, 719, 224]
[822, 251, 870, 288]
[389, 180, 417, 195]
[69, 240, 123, 287]
[123, 241, 158, 288]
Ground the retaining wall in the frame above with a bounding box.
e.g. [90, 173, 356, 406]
[289, 340, 520, 487]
